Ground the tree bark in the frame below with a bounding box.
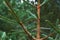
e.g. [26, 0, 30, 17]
[36, 0, 40, 40]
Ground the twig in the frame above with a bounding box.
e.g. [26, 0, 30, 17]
[3, 0, 35, 40]
[36, 0, 40, 40]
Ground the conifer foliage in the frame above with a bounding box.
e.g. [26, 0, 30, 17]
[0, 0, 60, 40]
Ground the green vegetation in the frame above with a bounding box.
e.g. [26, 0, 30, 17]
[0, 0, 60, 40]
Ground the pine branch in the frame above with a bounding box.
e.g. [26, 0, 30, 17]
[3, 0, 35, 40]
[36, 0, 40, 40]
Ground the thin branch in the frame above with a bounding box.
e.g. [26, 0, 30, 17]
[3, 0, 35, 40]
[36, 0, 40, 40]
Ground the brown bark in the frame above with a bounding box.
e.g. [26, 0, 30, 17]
[36, 0, 41, 40]
[4, 0, 35, 40]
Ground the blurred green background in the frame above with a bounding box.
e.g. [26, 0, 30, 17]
[0, 0, 60, 40]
